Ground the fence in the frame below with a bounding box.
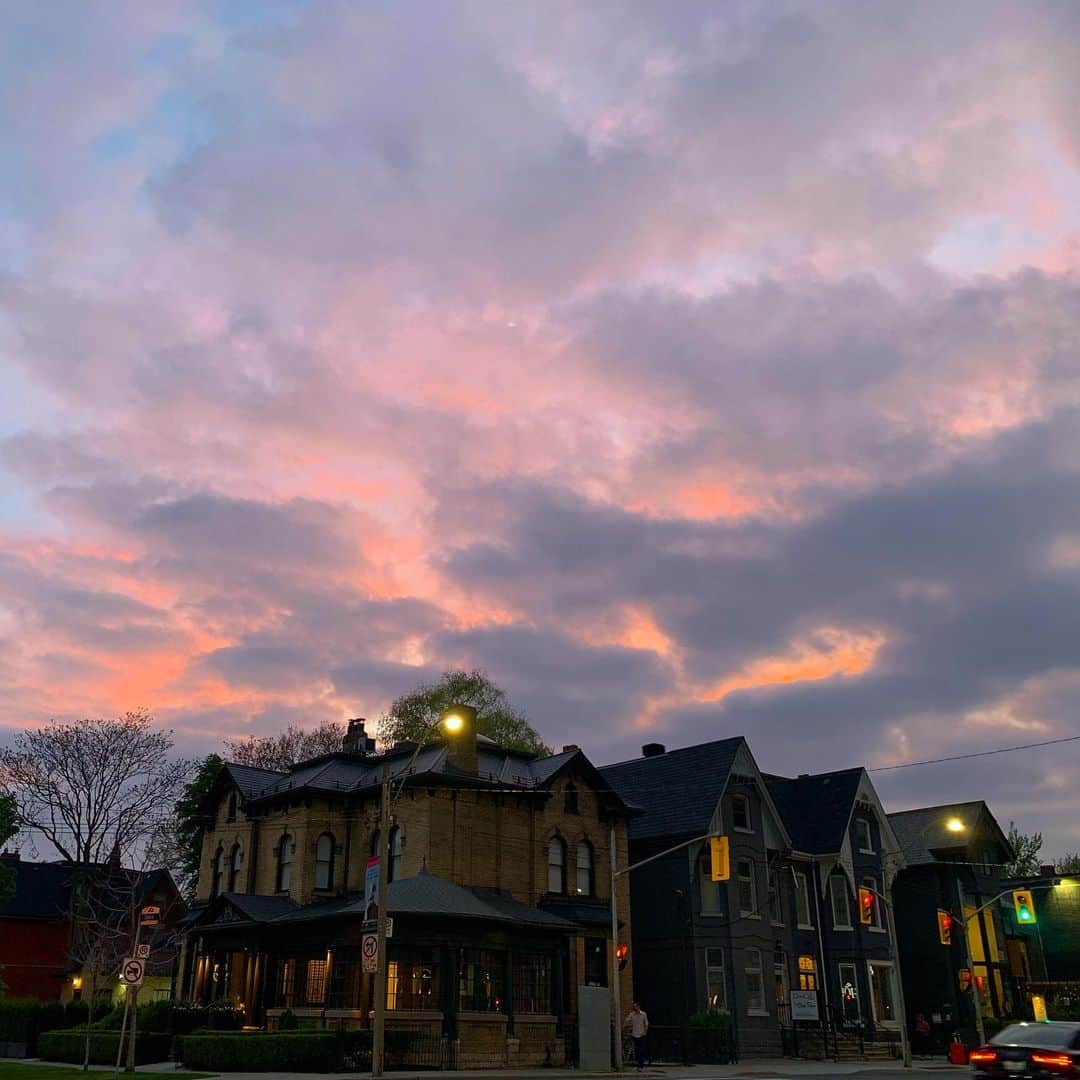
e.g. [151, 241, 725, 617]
[619, 1025, 737, 1066]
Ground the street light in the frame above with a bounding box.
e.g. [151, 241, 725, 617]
[371, 705, 473, 1078]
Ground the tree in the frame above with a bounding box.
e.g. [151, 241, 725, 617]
[1004, 821, 1044, 877]
[149, 755, 223, 902]
[379, 669, 550, 756]
[0, 793, 17, 905]
[0, 711, 188, 864]
[224, 721, 346, 772]
[1055, 852, 1080, 874]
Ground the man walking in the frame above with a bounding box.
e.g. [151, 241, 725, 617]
[625, 1001, 649, 1070]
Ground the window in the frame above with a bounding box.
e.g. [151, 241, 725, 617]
[839, 962, 859, 1021]
[797, 955, 818, 992]
[830, 876, 851, 929]
[387, 947, 440, 1010]
[547, 837, 566, 894]
[744, 947, 767, 1015]
[736, 859, 757, 916]
[564, 781, 579, 815]
[768, 869, 783, 924]
[705, 947, 726, 1011]
[513, 953, 552, 1014]
[389, 826, 403, 883]
[276, 834, 294, 893]
[861, 876, 883, 929]
[794, 872, 813, 928]
[226, 792, 237, 822]
[732, 794, 752, 832]
[228, 843, 243, 892]
[315, 833, 335, 890]
[584, 938, 607, 987]
[868, 961, 898, 1025]
[278, 958, 296, 1007]
[700, 855, 722, 914]
[328, 950, 362, 1010]
[459, 949, 505, 1012]
[211, 845, 224, 898]
[575, 841, 594, 896]
[306, 959, 328, 1005]
[855, 817, 873, 853]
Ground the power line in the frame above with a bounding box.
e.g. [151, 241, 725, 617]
[871, 733, 1080, 773]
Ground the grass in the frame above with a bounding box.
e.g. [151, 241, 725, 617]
[0, 1067, 211, 1080]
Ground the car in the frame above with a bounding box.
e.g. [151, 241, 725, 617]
[971, 1022, 1080, 1078]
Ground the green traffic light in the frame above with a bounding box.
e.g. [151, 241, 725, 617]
[1018, 906, 1033, 922]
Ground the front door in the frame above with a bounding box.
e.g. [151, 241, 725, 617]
[775, 963, 791, 1028]
[867, 961, 899, 1028]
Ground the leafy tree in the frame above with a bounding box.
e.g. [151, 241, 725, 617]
[0, 792, 17, 905]
[224, 721, 346, 772]
[379, 669, 550, 756]
[0, 711, 188, 864]
[1055, 852, 1080, 875]
[1004, 821, 1044, 877]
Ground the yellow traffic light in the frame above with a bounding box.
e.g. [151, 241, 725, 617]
[1013, 890, 1036, 924]
[937, 909, 953, 945]
[709, 835, 730, 882]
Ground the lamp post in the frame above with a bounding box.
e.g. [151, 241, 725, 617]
[371, 705, 473, 1079]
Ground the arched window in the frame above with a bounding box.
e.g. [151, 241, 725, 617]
[226, 792, 237, 823]
[228, 843, 243, 892]
[547, 837, 566, 894]
[315, 833, 335, 890]
[575, 840, 594, 896]
[276, 834, 294, 893]
[211, 844, 224, 898]
[389, 826, 403, 883]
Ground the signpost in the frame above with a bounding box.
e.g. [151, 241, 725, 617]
[790, 990, 819, 1021]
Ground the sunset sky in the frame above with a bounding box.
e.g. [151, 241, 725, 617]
[2, 2, 1079, 851]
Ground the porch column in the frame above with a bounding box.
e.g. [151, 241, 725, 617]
[504, 948, 514, 1035]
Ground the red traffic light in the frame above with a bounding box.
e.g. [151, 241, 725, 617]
[616, 943, 629, 971]
[937, 909, 953, 945]
[858, 887, 875, 925]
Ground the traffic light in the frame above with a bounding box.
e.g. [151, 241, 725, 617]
[1013, 890, 1037, 924]
[937, 909, 953, 945]
[616, 943, 629, 972]
[858, 886, 875, 925]
[709, 835, 730, 882]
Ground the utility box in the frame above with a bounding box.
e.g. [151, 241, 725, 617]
[578, 985, 612, 1071]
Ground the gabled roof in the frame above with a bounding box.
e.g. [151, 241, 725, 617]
[888, 801, 1012, 867]
[599, 738, 744, 841]
[764, 768, 865, 854]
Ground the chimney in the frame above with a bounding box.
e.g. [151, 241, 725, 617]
[445, 704, 478, 775]
[562, 744, 578, 753]
[343, 718, 376, 755]
[642, 742, 666, 758]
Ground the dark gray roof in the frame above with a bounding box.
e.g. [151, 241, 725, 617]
[225, 762, 287, 799]
[764, 769, 864, 854]
[0, 856, 71, 919]
[599, 738, 744, 841]
[226, 892, 300, 921]
[888, 801, 1011, 866]
[268, 871, 577, 930]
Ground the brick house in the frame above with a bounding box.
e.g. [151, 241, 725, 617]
[599, 742, 904, 1059]
[177, 721, 637, 1068]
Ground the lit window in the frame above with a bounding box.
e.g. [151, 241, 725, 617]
[732, 794, 752, 832]
[306, 959, 327, 1005]
[797, 955, 818, 991]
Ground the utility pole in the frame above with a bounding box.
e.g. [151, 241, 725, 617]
[371, 775, 392, 1078]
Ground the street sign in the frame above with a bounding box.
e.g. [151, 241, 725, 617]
[361, 933, 378, 973]
[120, 957, 145, 987]
[139, 905, 161, 927]
[790, 990, 819, 1021]
[136, 944, 150, 960]
[364, 857, 380, 921]
[386, 917, 393, 939]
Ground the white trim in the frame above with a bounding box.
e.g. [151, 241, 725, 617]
[866, 959, 900, 1030]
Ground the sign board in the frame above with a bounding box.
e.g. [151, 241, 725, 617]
[362, 917, 393, 937]
[139, 905, 161, 927]
[120, 957, 145, 987]
[364, 857, 380, 921]
[361, 933, 378, 973]
[136, 944, 150, 960]
[1032, 995, 1048, 1023]
[790, 990, 819, 1021]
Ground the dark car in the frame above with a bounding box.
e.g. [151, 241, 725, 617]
[971, 1023, 1080, 1078]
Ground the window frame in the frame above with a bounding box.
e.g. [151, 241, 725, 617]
[699, 853, 723, 915]
[228, 842, 243, 892]
[575, 840, 595, 897]
[389, 825, 403, 883]
[731, 793, 753, 833]
[547, 837, 567, 895]
[736, 859, 758, 917]
[838, 961, 860, 1021]
[276, 833, 294, 894]
[768, 867, 784, 926]
[705, 947, 727, 1012]
[211, 844, 224, 898]
[564, 781, 579, 815]
[226, 792, 237, 823]
[830, 875, 852, 930]
[314, 832, 335, 891]
[855, 817, 874, 854]
[744, 947, 767, 1016]
[794, 871, 813, 929]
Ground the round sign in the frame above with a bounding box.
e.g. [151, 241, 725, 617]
[362, 935, 378, 959]
[122, 959, 145, 985]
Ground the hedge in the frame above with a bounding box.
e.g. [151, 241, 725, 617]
[38, 1029, 172, 1066]
[178, 1033, 342, 1072]
[0, 1000, 99, 1054]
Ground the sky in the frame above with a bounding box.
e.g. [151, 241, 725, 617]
[1, 1, 1079, 853]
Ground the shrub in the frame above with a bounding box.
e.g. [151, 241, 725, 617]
[38, 1029, 172, 1066]
[277, 1008, 298, 1030]
[179, 1033, 340, 1072]
[171, 1002, 244, 1034]
[0, 999, 92, 1053]
[137, 999, 174, 1032]
[686, 1010, 734, 1064]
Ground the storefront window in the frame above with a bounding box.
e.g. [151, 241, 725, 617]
[513, 953, 552, 1014]
[459, 949, 504, 1012]
[388, 947, 440, 1011]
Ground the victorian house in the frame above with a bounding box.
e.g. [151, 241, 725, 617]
[177, 720, 637, 1068]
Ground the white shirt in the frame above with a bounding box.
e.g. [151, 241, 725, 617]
[626, 1009, 648, 1038]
